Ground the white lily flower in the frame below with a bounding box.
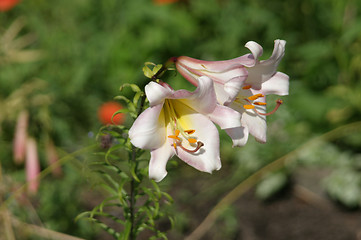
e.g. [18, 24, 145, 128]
[129, 76, 242, 182]
[175, 40, 289, 146]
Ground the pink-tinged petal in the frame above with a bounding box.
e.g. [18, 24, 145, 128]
[175, 110, 221, 173]
[13, 110, 28, 164]
[245, 40, 287, 90]
[149, 140, 175, 182]
[261, 72, 289, 96]
[225, 126, 249, 147]
[145, 81, 173, 107]
[177, 55, 252, 73]
[242, 107, 267, 143]
[129, 104, 166, 149]
[213, 82, 231, 106]
[245, 41, 263, 65]
[176, 55, 238, 72]
[180, 76, 218, 114]
[191, 66, 247, 85]
[208, 105, 241, 129]
[262, 39, 286, 66]
[176, 66, 247, 105]
[175, 64, 198, 86]
[223, 76, 246, 104]
[26, 138, 40, 194]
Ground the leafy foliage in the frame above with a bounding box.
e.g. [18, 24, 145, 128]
[77, 84, 173, 239]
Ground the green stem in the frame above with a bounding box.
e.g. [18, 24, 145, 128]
[129, 94, 146, 240]
[151, 57, 177, 81]
[128, 59, 174, 239]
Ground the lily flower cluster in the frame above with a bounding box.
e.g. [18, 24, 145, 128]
[129, 40, 289, 182]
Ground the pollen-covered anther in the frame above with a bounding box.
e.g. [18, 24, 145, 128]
[243, 104, 255, 109]
[254, 102, 267, 105]
[248, 94, 264, 101]
[184, 129, 195, 134]
[242, 85, 252, 90]
[188, 138, 197, 144]
[168, 129, 181, 140]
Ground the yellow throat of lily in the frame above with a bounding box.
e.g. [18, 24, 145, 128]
[162, 99, 204, 153]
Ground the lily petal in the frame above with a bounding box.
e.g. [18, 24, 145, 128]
[244, 41, 263, 65]
[129, 104, 166, 149]
[180, 76, 218, 114]
[225, 126, 249, 147]
[149, 140, 175, 182]
[245, 39, 287, 90]
[145, 81, 173, 107]
[261, 72, 289, 96]
[173, 107, 221, 173]
[208, 105, 242, 129]
[223, 76, 246, 104]
[241, 107, 267, 143]
[262, 39, 286, 67]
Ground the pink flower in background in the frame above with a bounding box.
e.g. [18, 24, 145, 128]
[26, 137, 40, 194]
[129, 76, 242, 182]
[46, 140, 62, 177]
[176, 40, 289, 146]
[13, 110, 28, 164]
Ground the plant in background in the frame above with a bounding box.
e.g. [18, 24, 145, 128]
[80, 40, 288, 239]
[1, 79, 61, 194]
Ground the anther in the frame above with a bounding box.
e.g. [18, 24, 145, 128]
[188, 138, 197, 144]
[248, 94, 264, 101]
[242, 85, 252, 90]
[168, 135, 181, 141]
[179, 141, 204, 153]
[168, 129, 181, 140]
[254, 102, 267, 105]
[243, 104, 255, 109]
[184, 129, 195, 134]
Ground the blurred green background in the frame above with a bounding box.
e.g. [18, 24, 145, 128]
[1, 0, 361, 239]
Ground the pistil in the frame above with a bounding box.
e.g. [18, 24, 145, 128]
[253, 99, 283, 116]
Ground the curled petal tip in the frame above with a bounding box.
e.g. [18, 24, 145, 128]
[245, 41, 263, 60]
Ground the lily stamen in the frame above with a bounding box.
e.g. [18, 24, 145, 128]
[188, 138, 197, 144]
[242, 85, 252, 90]
[168, 135, 181, 140]
[168, 129, 181, 140]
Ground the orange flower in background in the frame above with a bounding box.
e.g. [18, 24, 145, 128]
[153, 0, 179, 5]
[98, 101, 125, 125]
[0, 0, 20, 11]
